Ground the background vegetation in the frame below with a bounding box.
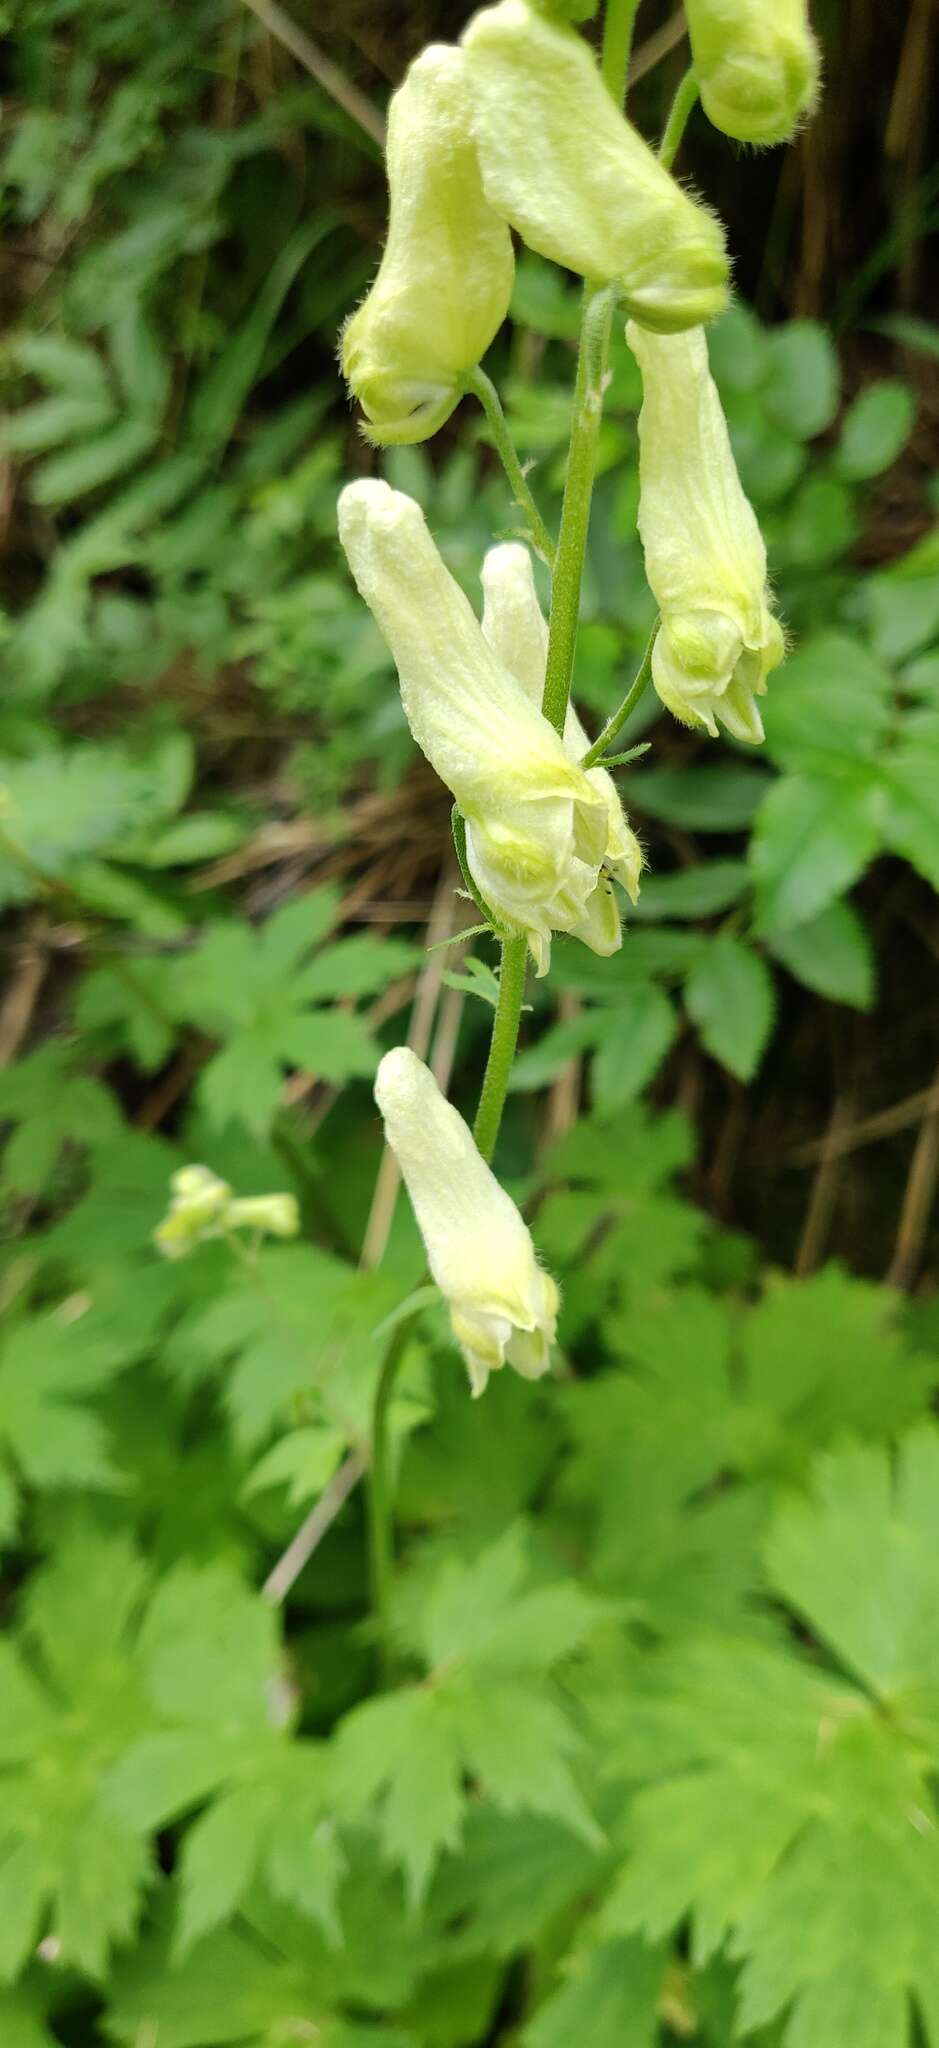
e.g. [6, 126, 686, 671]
[2, 2, 939, 2044]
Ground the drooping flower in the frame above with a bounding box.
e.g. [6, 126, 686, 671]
[628, 321, 785, 742]
[337, 478, 633, 973]
[340, 45, 514, 444]
[685, 0, 820, 147]
[461, 0, 729, 334]
[374, 1047, 558, 1395]
[480, 540, 643, 946]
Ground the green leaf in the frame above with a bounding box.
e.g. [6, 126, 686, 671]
[764, 321, 839, 439]
[875, 741, 939, 891]
[0, 1042, 123, 1194]
[188, 220, 327, 457]
[765, 899, 875, 1008]
[509, 1012, 610, 1092]
[835, 379, 916, 481]
[525, 1939, 664, 2048]
[629, 861, 750, 922]
[590, 983, 677, 1106]
[750, 769, 882, 931]
[32, 416, 159, 505]
[626, 763, 771, 831]
[602, 1429, 939, 2048]
[4, 393, 115, 454]
[0, 1529, 153, 1980]
[781, 474, 858, 567]
[685, 935, 775, 1081]
[760, 633, 892, 769]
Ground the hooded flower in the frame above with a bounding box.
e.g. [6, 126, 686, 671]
[374, 1046, 558, 1395]
[480, 540, 643, 953]
[461, 0, 728, 333]
[341, 45, 514, 444]
[685, 0, 820, 147]
[628, 322, 785, 742]
[338, 478, 631, 973]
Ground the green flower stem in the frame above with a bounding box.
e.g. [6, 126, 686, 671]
[601, 0, 642, 101]
[472, 934, 529, 1164]
[540, 282, 615, 736]
[581, 618, 659, 767]
[464, 364, 556, 569]
[659, 66, 700, 169]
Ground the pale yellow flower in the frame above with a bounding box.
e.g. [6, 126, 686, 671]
[375, 1047, 558, 1396]
[461, 0, 728, 333]
[341, 45, 514, 444]
[480, 541, 643, 952]
[337, 479, 631, 973]
[686, 0, 820, 146]
[628, 322, 785, 742]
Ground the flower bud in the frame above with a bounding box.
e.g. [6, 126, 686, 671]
[340, 45, 514, 444]
[338, 478, 631, 973]
[154, 1165, 233, 1259]
[461, 0, 728, 333]
[375, 1046, 558, 1395]
[628, 322, 785, 742]
[154, 1167, 300, 1259]
[686, 0, 820, 146]
[226, 1193, 300, 1241]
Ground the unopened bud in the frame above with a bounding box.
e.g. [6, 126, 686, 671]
[686, 0, 820, 146]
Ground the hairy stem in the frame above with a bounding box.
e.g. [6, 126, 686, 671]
[659, 65, 700, 168]
[472, 934, 529, 1164]
[581, 619, 658, 767]
[541, 283, 615, 735]
[464, 365, 556, 569]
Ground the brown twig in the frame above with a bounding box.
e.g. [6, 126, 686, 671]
[628, 8, 687, 85]
[794, 1095, 853, 1277]
[0, 941, 47, 1068]
[262, 1448, 366, 1604]
[789, 1085, 939, 1166]
[886, 1063, 939, 1291]
[239, 0, 386, 147]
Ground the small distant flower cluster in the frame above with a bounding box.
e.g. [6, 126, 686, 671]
[154, 1165, 299, 1260]
[336, 0, 817, 1393]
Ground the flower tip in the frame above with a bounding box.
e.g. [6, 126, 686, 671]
[374, 1043, 423, 1118]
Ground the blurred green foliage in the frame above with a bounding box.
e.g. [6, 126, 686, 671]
[3, 2, 939, 2045]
